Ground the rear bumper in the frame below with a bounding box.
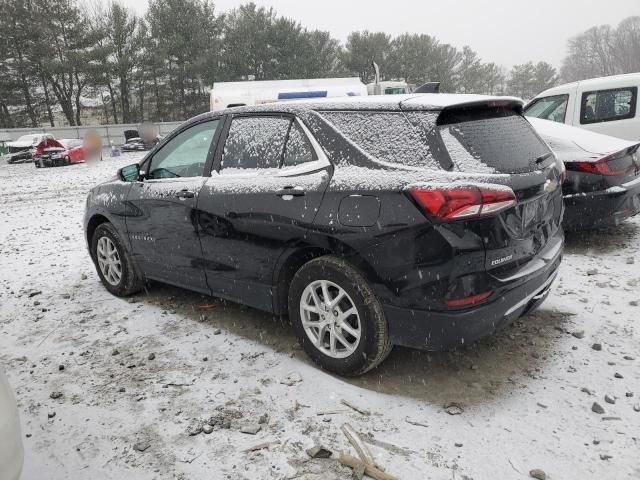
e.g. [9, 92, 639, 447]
[384, 233, 563, 350]
[563, 176, 640, 231]
[37, 156, 62, 168]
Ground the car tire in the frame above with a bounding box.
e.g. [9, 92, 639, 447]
[63, 156, 70, 166]
[91, 223, 144, 297]
[288, 255, 392, 376]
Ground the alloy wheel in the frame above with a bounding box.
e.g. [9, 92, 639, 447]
[300, 280, 361, 359]
[96, 236, 123, 286]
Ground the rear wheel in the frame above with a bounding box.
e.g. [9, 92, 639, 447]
[91, 223, 143, 296]
[288, 256, 392, 376]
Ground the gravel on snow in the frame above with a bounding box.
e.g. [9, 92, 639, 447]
[0, 155, 639, 479]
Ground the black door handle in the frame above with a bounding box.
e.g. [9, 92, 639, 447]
[175, 190, 195, 199]
[276, 187, 305, 197]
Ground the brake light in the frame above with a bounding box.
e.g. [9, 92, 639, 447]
[408, 184, 517, 221]
[445, 291, 492, 308]
[565, 149, 636, 177]
[557, 158, 567, 183]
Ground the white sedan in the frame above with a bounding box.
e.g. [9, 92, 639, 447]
[0, 369, 23, 480]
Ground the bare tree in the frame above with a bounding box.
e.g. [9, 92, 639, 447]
[561, 17, 640, 82]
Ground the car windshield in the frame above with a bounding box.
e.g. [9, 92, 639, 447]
[524, 95, 569, 123]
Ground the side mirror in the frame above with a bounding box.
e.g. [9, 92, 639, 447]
[118, 163, 141, 182]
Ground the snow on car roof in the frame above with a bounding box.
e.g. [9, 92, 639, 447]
[194, 94, 525, 120]
[284, 93, 524, 110]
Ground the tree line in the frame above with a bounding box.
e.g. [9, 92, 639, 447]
[0, 0, 638, 129]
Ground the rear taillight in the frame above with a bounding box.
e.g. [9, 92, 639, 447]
[445, 291, 492, 308]
[566, 148, 637, 177]
[407, 184, 517, 221]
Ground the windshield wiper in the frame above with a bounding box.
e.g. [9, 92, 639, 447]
[534, 152, 552, 164]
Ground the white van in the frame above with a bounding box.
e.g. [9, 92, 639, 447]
[210, 77, 368, 112]
[524, 73, 640, 141]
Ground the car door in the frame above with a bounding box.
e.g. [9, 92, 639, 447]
[126, 118, 222, 293]
[197, 114, 332, 311]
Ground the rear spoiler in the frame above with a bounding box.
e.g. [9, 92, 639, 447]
[400, 95, 524, 115]
[436, 99, 524, 127]
[440, 98, 524, 113]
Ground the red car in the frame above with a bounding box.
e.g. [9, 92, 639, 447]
[34, 138, 85, 168]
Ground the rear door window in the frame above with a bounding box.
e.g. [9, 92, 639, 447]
[221, 116, 290, 172]
[283, 122, 316, 167]
[580, 87, 638, 124]
[320, 111, 439, 169]
[524, 95, 569, 123]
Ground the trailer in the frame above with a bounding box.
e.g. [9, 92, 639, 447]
[210, 77, 368, 112]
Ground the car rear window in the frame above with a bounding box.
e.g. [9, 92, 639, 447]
[437, 107, 552, 174]
[321, 108, 550, 174]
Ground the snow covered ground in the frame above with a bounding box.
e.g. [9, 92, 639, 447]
[0, 155, 639, 480]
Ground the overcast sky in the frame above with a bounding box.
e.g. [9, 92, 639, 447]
[121, 0, 638, 69]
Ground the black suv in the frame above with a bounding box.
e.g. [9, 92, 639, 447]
[84, 95, 565, 376]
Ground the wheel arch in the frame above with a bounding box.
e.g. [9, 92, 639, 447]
[86, 214, 111, 250]
[272, 238, 383, 316]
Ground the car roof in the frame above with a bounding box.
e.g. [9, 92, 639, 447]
[534, 73, 640, 98]
[194, 93, 524, 121]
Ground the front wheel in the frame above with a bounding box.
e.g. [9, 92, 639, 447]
[91, 223, 143, 296]
[288, 256, 392, 376]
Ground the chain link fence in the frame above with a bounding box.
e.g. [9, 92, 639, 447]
[0, 122, 183, 146]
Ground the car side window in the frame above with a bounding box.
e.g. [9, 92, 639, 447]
[283, 122, 316, 167]
[148, 120, 219, 179]
[220, 116, 291, 172]
[580, 87, 638, 124]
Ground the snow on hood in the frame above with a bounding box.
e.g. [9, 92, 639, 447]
[528, 117, 638, 162]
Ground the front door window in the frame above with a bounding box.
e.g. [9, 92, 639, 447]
[148, 120, 219, 179]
